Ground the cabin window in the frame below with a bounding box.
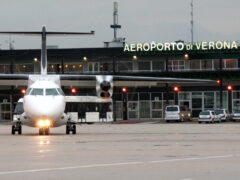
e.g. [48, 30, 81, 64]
[46, 88, 59, 96]
[30, 88, 44, 96]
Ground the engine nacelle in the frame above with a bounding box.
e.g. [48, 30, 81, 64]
[96, 75, 113, 99]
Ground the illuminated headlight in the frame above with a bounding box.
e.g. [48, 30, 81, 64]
[13, 116, 18, 121]
[188, 113, 191, 117]
[181, 114, 184, 117]
[38, 120, 44, 127]
[38, 120, 51, 127]
[45, 120, 50, 126]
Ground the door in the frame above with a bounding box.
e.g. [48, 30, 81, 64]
[192, 92, 203, 117]
[128, 101, 139, 120]
[139, 101, 150, 119]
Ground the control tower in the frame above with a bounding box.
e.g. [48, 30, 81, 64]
[104, 2, 125, 48]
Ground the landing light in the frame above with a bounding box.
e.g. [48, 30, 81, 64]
[45, 120, 50, 126]
[38, 120, 44, 127]
[38, 120, 51, 127]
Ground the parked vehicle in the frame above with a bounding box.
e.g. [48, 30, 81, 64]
[215, 109, 231, 122]
[232, 110, 240, 121]
[198, 110, 220, 123]
[165, 105, 191, 122]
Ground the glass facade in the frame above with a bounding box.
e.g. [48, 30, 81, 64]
[116, 62, 132, 72]
[64, 63, 84, 73]
[139, 61, 151, 71]
[152, 61, 165, 71]
[201, 60, 212, 70]
[0, 57, 237, 74]
[233, 91, 240, 112]
[168, 60, 185, 71]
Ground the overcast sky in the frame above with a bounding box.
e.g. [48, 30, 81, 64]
[0, 0, 239, 49]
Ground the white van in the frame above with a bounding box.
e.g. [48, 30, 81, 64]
[165, 105, 181, 122]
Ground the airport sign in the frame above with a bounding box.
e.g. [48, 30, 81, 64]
[123, 41, 239, 52]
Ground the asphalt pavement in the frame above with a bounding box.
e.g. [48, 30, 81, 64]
[0, 122, 239, 180]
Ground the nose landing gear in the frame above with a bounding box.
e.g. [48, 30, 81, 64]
[12, 122, 22, 135]
[39, 127, 50, 135]
[66, 123, 76, 134]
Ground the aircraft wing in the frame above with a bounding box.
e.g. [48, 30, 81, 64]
[60, 74, 215, 87]
[0, 74, 215, 87]
[60, 74, 214, 82]
[113, 75, 214, 83]
[0, 74, 29, 80]
[0, 74, 29, 86]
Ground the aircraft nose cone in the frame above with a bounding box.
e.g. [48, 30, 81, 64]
[38, 104, 60, 119]
[24, 96, 65, 121]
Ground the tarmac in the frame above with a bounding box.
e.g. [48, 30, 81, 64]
[0, 122, 240, 180]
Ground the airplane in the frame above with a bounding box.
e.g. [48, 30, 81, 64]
[0, 26, 215, 135]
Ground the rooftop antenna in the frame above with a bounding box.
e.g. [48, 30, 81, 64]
[190, 0, 194, 44]
[110, 2, 121, 42]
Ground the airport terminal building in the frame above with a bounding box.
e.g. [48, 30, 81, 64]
[0, 42, 240, 121]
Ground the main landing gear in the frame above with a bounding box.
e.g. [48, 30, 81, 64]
[66, 122, 76, 134]
[12, 122, 22, 135]
[39, 127, 50, 135]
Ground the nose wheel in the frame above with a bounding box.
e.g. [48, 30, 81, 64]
[66, 123, 76, 134]
[39, 127, 50, 135]
[12, 122, 22, 135]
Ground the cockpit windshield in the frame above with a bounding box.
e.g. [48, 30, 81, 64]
[57, 88, 65, 96]
[14, 102, 24, 114]
[25, 88, 32, 95]
[46, 88, 59, 96]
[30, 88, 44, 96]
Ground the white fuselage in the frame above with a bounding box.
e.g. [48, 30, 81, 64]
[21, 80, 67, 127]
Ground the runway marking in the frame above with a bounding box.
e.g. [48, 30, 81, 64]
[0, 154, 238, 175]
